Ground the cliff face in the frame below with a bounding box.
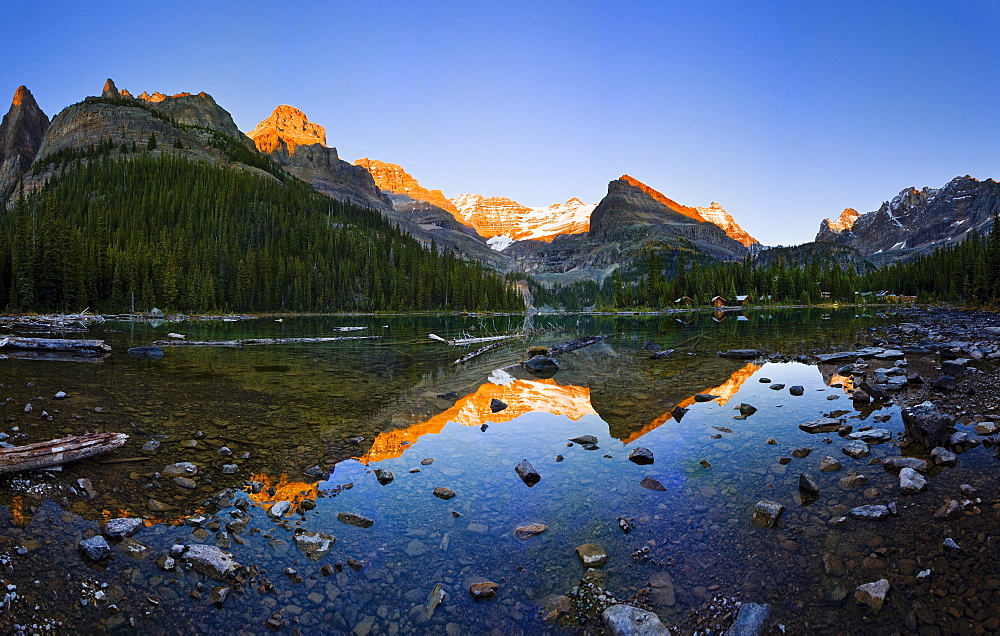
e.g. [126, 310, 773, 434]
[0, 86, 49, 198]
[451, 194, 594, 245]
[695, 202, 759, 248]
[249, 106, 390, 211]
[354, 158, 460, 214]
[815, 176, 1000, 264]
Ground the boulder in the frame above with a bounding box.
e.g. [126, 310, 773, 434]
[293, 530, 335, 561]
[799, 418, 842, 434]
[724, 602, 771, 636]
[750, 501, 784, 528]
[940, 358, 969, 376]
[490, 398, 508, 413]
[79, 536, 112, 561]
[161, 462, 198, 477]
[799, 472, 820, 496]
[514, 523, 547, 540]
[847, 428, 892, 443]
[854, 579, 890, 613]
[842, 441, 870, 459]
[523, 356, 559, 377]
[881, 457, 928, 473]
[931, 375, 958, 390]
[901, 402, 955, 449]
[103, 517, 144, 540]
[177, 544, 240, 580]
[789, 386, 805, 396]
[820, 456, 842, 472]
[849, 505, 892, 520]
[469, 581, 499, 600]
[898, 467, 927, 495]
[515, 459, 540, 486]
[569, 435, 598, 446]
[628, 447, 654, 465]
[930, 446, 957, 466]
[575, 543, 608, 567]
[720, 349, 761, 359]
[374, 469, 394, 485]
[602, 604, 669, 635]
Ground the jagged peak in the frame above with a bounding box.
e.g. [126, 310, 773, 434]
[102, 78, 119, 99]
[822, 208, 861, 233]
[248, 105, 327, 152]
[12, 85, 34, 107]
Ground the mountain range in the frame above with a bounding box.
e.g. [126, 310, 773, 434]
[1, 78, 995, 297]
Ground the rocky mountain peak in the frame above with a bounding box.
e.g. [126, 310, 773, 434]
[822, 208, 861, 234]
[102, 78, 120, 99]
[694, 201, 760, 248]
[248, 105, 327, 155]
[355, 158, 459, 214]
[0, 84, 50, 197]
[617, 175, 706, 223]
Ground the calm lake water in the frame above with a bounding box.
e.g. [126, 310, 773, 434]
[0, 309, 996, 634]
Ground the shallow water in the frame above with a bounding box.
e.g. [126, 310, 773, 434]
[0, 309, 997, 634]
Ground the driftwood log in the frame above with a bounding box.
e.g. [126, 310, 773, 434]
[0, 432, 128, 474]
[0, 351, 110, 363]
[453, 340, 515, 365]
[429, 333, 522, 346]
[152, 336, 379, 347]
[548, 335, 609, 354]
[0, 336, 111, 354]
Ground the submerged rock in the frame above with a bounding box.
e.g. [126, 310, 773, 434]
[469, 581, 499, 600]
[602, 604, 669, 635]
[842, 441, 871, 459]
[898, 467, 927, 494]
[514, 523, 547, 540]
[800, 418, 842, 433]
[694, 393, 719, 402]
[640, 477, 666, 491]
[720, 349, 761, 359]
[432, 487, 456, 500]
[849, 505, 892, 520]
[820, 456, 842, 472]
[523, 356, 559, 377]
[750, 501, 784, 528]
[575, 544, 609, 568]
[847, 428, 892, 443]
[176, 544, 240, 580]
[930, 446, 957, 466]
[127, 346, 164, 360]
[337, 513, 374, 528]
[789, 385, 805, 396]
[293, 530, 335, 561]
[881, 457, 929, 473]
[855, 579, 890, 613]
[490, 398, 508, 413]
[103, 517, 143, 540]
[569, 435, 598, 446]
[799, 472, 820, 497]
[161, 462, 198, 478]
[374, 469, 394, 485]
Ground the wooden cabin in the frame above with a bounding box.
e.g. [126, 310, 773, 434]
[711, 310, 727, 322]
[710, 295, 727, 308]
[735, 295, 750, 305]
[674, 296, 694, 306]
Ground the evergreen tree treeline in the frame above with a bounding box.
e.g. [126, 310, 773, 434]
[2, 155, 523, 313]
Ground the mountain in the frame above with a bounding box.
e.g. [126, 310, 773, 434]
[0, 86, 49, 198]
[354, 158, 459, 215]
[248, 106, 390, 211]
[450, 194, 594, 247]
[754, 242, 871, 274]
[815, 176, 1000, 265]
[694, 202, 759, 248]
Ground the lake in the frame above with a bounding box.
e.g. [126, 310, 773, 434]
[0, 309, 994, 634]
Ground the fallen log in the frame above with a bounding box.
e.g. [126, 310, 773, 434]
[453, 340, 513, 365]
[0, 432, 128, 474]
[0, 351, 110, 363]
[549, 335, 609, 355]
[0, 336, 111, 354]
[429, 333, 522, 346]
[152, 336, 379, 347]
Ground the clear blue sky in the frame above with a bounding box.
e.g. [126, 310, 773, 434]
[5, 0, 999, 245]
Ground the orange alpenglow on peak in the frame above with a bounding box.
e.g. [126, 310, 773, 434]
[12, 85, 31, 106]
[248, 105, 327, 155]
[825, 208, 861, 233]
[354, 158, 460, 214]
[618, 174, 707, 223]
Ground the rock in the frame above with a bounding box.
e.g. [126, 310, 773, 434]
[974, 422, 998, 436]
[469, 581, 499, 600]
[842, 441, 870, 459]
[267, 501, 292, 518]
[800, 418, 842, 433]
[792, 448, 812, 458]
[127, 346, 164, 360]
[142, 440, 160, 452]
[934, 500, 962, 520]
[337, 513, 374, 528]
[569, 435, 598, 446]
[943, 537, 961, 551]
[53, 391, 67, 400]
[433, 487, 456, 500]
[209, 586, 231, 608]
[421, 457, 435, 465]
[423, 583, 445, 621]
[602, 604, 669, 635]
[769, 383, 785, 390]
[490, 398, 508, 413]
[881, 457, 928, 473]
[575, 543, 609, 567]
[515, 459, 540, 486]
[789, 385, 805, 396]
[694, 393, 719, 402]
[799, 472, 820, 496]
[348, 436, 364, 444]
[941, 358, 970, 376]
[849, 505, 891, 520]
[523, 356, 558, 377]
[373, 468, 394, 486]
[851, 389, 870, 404]
[840, 473, 868, 489]
[103, 517, 143, 540]
[173, 476, 197, 489]
[720, 349, 761, 359]
[820, 456, 842, 472]
[848, 428, 892, 443]
[855, 579, 890, 613]
[930, 446, 957, 466]
[177, 544, 239, 580]
[628, 447, 654, 465]
[724, 602, 771, 636]
[79, 536, 112, 561]
[293, 530, 335, 561]
[931, 375, 958, 390]
[766, 438, 777, 445]
[161, 462, 198, 477]
[221, 464, 238, 475]
[898, 467, 927, 495]
[750, 500, 784, 528]
[514, 523, 547, 540]
[640, 477, 666, 491]
[670, 406, 688, 421]
[736, 403, 757, 417]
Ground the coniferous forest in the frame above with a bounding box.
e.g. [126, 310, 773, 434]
[0, 155, 523, 313]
